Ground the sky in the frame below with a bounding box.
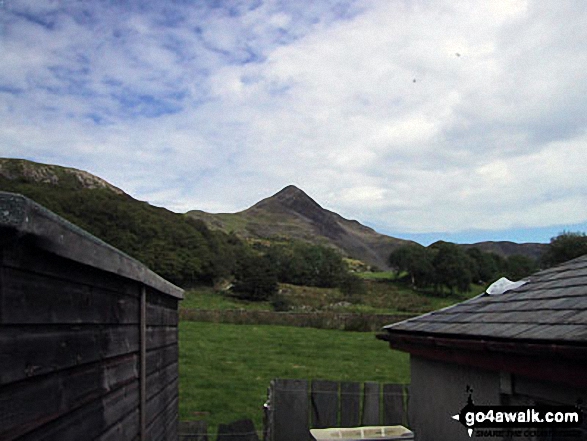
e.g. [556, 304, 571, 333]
[1, 0, 587, 245]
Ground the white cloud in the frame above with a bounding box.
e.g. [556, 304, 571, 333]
[2, 0, 587, 241]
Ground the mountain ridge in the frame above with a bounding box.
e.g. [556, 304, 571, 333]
[187, 185, 546, 268]
[0, 158, 546, 268]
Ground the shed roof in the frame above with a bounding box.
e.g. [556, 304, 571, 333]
[383, 255, 587, 343]
[0, 192, 183, 299]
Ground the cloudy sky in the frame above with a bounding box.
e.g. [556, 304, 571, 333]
[1, 0, 586, 245]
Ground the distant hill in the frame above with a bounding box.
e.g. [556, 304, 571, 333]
[1, 158, 545, 275]
[0, 158, 244, 287]
[189, 185, 412, 269]
[460, 241, 545, 261]
[189, 186, 547, 267]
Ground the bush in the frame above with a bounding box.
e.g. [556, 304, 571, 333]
[232, 254, 278, 301]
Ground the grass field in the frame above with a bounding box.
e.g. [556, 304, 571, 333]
[179, 322, 410, 433]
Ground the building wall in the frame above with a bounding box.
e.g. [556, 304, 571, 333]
[409, 355, 502, 441]
[0, 233, 180, 440]
[409, 355, 587, 441]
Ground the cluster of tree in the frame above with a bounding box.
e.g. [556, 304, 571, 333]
[541, 231, 587, 267]
[232, 241, 363, 301]
[1, 179, 246, 287]
[2, 178, 363, 298]
[389, 241, 538, 295]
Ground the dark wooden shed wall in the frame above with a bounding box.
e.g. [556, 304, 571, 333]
[0, 231, 180, 440]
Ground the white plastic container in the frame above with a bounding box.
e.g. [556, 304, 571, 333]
[310, 425, 414, 440]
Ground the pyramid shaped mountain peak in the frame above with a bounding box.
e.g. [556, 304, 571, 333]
[275, 184, 306, 196]
[249, 185, 322, 214]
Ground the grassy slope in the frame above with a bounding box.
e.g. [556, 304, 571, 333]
[181, 276, 484, 315]
[179, 322, 409, 433]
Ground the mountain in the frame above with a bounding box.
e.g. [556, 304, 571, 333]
[188, 185, 413, 269]
[188, 186, 547, 267]
[1, 158, 545, 273]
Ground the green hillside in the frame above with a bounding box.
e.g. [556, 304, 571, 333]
[0, 158, 245, 287]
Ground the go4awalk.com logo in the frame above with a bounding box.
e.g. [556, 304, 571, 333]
[451, 387, 583, 438]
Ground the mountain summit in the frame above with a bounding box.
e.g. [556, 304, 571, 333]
[246, 185, 343, 236]
[188, 185, 412, 269]
[252, 185, 322, 213]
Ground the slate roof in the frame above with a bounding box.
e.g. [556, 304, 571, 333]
[384, 254, 587, 343]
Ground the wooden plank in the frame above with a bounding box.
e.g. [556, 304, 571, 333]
[405, 385, 411, 428]
[1, 244, 140, 298]
[271, 379, 309, 441]
[146, 377, 179, 430]
[21, 377, 140, 441]
[147, 326, 178, 350]
[146, 343, 178, 376]
[382, 384, 404, 426]
[141, 286, 147, 441]
[146, 395, 179, 441]
[146, 362, 179, 401]
[147, 288, 179, 326]
[340, 382, 360, 428]
[147, 302, 179, 326]
[96, 409, 140, 441]
[362, 382, 381, 426]
[310, 380, 339, 429]
[12, 360, 138, 441]
[0, 266, 139, 325]
[0, 354, 139, 440]
[217, 419, 259, 441]
[0, 324, 138, 385]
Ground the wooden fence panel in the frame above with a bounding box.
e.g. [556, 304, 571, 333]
[268, 380, 409, 441]
[311, 380, 339, 429]
[339, 382, 361, 428]
[271, 379, 309, 441]
[382, 384, 405, 426]
[361, 382, 381, 426]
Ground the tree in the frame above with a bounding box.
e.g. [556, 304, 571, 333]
[541, 231, 587, 267]
[431, 242, 473, 294]
[466, 248, 500, 284]
[266, 241, 349, 288]
[505, 254, 538, 280]
[232, 253, 278, 301]
[389, 244, 435, 288]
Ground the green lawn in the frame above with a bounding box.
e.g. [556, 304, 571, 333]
[179, 322, 409, 433]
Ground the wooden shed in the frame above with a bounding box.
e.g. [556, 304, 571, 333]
[0, 192, 183, 440]
[379, 255, 587, 440]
